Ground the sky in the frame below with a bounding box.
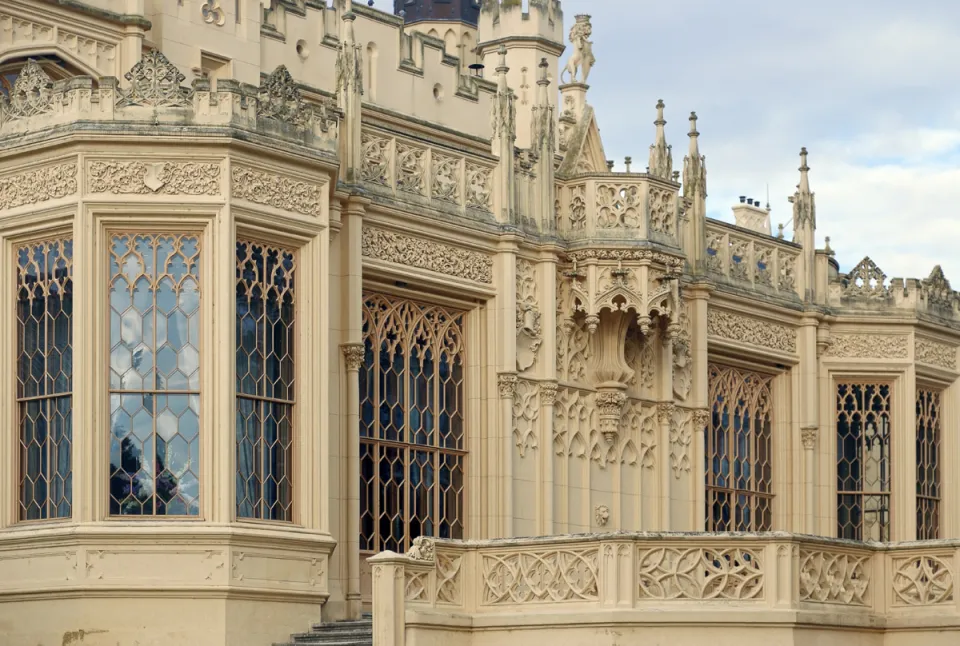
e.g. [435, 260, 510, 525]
[557, 0, 960, 282]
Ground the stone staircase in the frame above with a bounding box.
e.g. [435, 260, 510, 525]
[273, 616, 373, 646]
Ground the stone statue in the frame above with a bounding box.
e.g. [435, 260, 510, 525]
[561, 15, 595, 84]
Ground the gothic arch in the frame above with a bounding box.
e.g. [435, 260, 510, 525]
[0, 47, 100, 80]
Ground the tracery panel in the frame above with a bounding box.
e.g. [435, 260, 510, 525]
[360, 293, 466, 553]
[235, 239, 296, 522]
[916, 388, 941, 540]
[836, 383, 891, 541]
[17, 237, 73, 520]
[108, 234, 201, 516]
[705, 364, 773, 531]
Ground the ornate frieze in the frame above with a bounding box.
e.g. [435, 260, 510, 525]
[117, 50, 192, 108]
[595, 183, 641, 228]
[89, 161, 220, 195]
[396, 142, 425, 195]
[637, 547, 763, 600]
[915, 337, 957, 370]
[567, 249, 685, 268]
[231, 165, 323, 216]
[0, 162, 77, 210]
[432, 153, 462, 204]
[516, 259, 543, 372]
[824, 334, 908, 360]
[481, 548, 599, 605]
[799, 550, 870, 605]
[361, 133, 391, 185]
[465, 163, 492, 211]
[361, 227, 493, 284]
[648, 186, 675, 236]
[707, 309, 797, 354]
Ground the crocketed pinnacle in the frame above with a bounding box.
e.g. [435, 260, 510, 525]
[790, 147, 816, 229]
[682, 111, 706, 198]
[648, 99, 673, 180]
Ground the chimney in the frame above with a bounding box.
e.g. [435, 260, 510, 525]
[732, 196, 772, 235]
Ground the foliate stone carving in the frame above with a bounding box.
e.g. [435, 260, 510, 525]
[432, 154, 461, 203]
[596, 184, 641, 228]
[560, 14, 595, 84]
[843, 256, 889, 299]
[89, 161, 220, 195]
[497, 373, 519, 399]
[466, 163, 492, 211]
[597, 390, 627, 444]
[799, 550, 870, 605]
[779, 253, 797, 291]
[554, 388, 593, 459]
[915, 338, 957, 370]
[569, 184, 587, 230]
[360, 133, 391, 185]
[595, 505, 610, 527]
[891, 555, 953, 606]
[755, 245, 773, 286]
[566, 249, 685, 267]
[513, 380, 540, 458]
[648, 186, 675, 236]
[407, 536, 436, 562]
[673, 305, 692, 400]
[801, 426, 818, 450]
[556, 273, 590, 382]
[201, 0, 226, 25]
[258, 65, 311, 128]
[0, 59, 53, 120]
[824, 334, 908, 360]
[396, 142, 425, 195]
[481, 548, 599, 605]
[436, 552, 463, 605]
[341, 343, 365, 372]
[624, 330, 655, 394]
[361, 227, 493, 284]
[705, 231, 724, 273]
[637, 547, 764, 600]
[661, 404, 691, 477]
[730, 237, 750, 282]
[117, 50, 192, 108]
[619, 400, 657, 469]
[0, 163, 77, 210]
[539, 382, 559, 406]
[232, 165, 323, 217]
[707, 309, 797, 353]
[516, 259, 543, 372]
[922, 265, 955, 309]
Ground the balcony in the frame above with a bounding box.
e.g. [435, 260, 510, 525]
[705, 219, 801, 298]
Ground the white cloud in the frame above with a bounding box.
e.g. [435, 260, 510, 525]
[560, 0, 960, 282]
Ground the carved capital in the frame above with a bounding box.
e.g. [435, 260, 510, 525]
[497, 373, 518, 399]
[341, 343, 365, 372]
[657, 402, 676, 425]
[596, 390, 627, 444]
[539, 381, 559, 406]
[692, 409, 710, 432]
[801, 426, 818, 450]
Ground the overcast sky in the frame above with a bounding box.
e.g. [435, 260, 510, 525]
[555, 0, 960, 282]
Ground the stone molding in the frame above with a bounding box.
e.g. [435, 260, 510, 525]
[231, 165, 324, 217]
[915, 337, 957, 371]
[361, 226, 494, 284]
[88, 160, 221, 195]
[707, 309, 797, 354]
[0, 162, 77, 210]
[824, 333, 908, 359]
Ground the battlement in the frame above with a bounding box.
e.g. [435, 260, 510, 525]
[477, 0, 564, 47]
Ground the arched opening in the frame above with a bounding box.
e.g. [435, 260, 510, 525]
[461, 30, 475, 72]
[365, 42, 378, 102]
[444, 29, 457, 59]
[0, 54, 81, 98]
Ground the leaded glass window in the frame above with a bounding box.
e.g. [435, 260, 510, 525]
[916, 388, 941, 540]
[108, 234, 201, 516]
[17, 238, 73, 520]
[706, 363, 773, 531]
[837, 383, 891, 541]
[360, 293, 466, 552]
[235, 240, 295, 521]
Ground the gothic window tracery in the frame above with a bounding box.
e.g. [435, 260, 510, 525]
[359, 293, 466, 553]
[706, 364, 773, 531]
[836, 383, 891, 541]
[916, 388, 941, 540]
[17, 237, 73, 521]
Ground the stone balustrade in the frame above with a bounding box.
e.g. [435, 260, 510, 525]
[705, 219, 801, 297]
[556, 175, 680, 244]
[370, 532, 960, 645]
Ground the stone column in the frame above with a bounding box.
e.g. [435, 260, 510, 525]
[341, 342, 365, 619]
[497, 372, 518, 536]
[539, 381, 558, 535]
[801, 425, 817, 534]
[657, 401, 675, 530]
[368, 552, 407, 646]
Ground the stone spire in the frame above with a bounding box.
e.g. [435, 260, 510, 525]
[790, 146, 816, 230]
[531, 57, 556, 230]
[336, 4, 363, 182]
[648, 100, 673, 180]
[491, 44, 516, 223]
[682, 111, 706, 199]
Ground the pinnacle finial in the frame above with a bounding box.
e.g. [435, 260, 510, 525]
[497, 44, 508, 72]
[655, 99, 666, 124]
[649, 100, 672, 179]
[798, 147, 810, 193]
[537, 57, 549, 85]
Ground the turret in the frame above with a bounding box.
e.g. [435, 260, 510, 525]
[477, 0, 564, 149]
[396, 0, 483, 72]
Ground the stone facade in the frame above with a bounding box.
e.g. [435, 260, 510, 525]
[0, 1, 958, 645]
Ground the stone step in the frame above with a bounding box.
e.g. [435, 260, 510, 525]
[288, 629, 372, 642]
[275, 618, 373, 646]
[310, 620, 372, 632]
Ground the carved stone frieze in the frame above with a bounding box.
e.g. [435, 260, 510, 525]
[361, 227, 493, 284]
[915, 337, 957, 370]
[648, 186, 675, 236]
[595, 183, 641, 228]
[0, 162, 77, 210]
[824, 334, 908, 360]
[117, 50, 192, 108]
[513, 379, 540, 458]
[89, 161, 220, 195]
[516, 259, 543, 372]
[566, 249, 685, 268]
[465, 163, 493, 211]
[360, 133, 391, 185]
[395, 142, 425, 195]
[637, 546, 763, 600]
[707, 309, 797, 354]
[432, 153, 461, 204]
[482, 547, 599, 605]
[231, 165, 323, 216]
[799, 550, 870, 605]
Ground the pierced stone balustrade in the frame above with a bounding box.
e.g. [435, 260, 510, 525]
[556, 175, 680, 244]
[705, 219, 801, 297]
[371, 532, 960, 646]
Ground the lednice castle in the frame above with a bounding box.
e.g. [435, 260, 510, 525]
[2, 0, 960, 645]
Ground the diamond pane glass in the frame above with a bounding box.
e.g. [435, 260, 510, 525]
[17, 237, 73, 521]
[360, 293, 466, 552]
[705, 364, 773, 531]
[836, 383, 891, 541]
[108, 234, 201, 517]
[235, 239, 296, 521]
[916, 388, 941, 540]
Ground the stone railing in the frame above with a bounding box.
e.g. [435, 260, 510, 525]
[359, 128, 496, 216]
[370, 532, 960, 646]
[556, 175, 680, 244]
[705, 219, 801, 297]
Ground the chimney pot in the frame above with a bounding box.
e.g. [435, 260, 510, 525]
[747, 198, 754, 206]
[739, 196, 746, 203]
